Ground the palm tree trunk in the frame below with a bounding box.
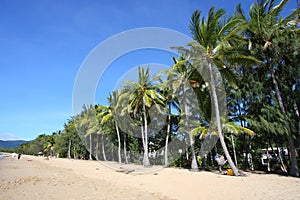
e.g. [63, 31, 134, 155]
[124, 133, 128, 164]
[201, 153, 207, 170]
[73, 146, 76, 159]
[115, 122, 122, 163]
[180, 80, 198, 171]
[102, 134, 107, 161]
[96, 133, 99, 161]
[185, 142, 189, 160]
[208, 60, 239, 176]
[276, 145, 287, 173]
[89, 134, 92, 160]
[143, 100, 150, 167]
[140, 115, 146, 151]
[271, 69, 299, 177]
[231, 134, 238, 167]
[165, 123, 170, 166]
[68, 138, 71, 159]
[294, 102, 300, 149]
[189, 134, 198, 171]
[210, 153, 214, 167]
[164, 104, 171, 166]
[249, 144, 254, 171]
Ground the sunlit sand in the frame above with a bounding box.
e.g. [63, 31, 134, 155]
[1, 154, 299, 200]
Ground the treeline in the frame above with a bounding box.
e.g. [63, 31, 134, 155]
[13, 0, 300, 177]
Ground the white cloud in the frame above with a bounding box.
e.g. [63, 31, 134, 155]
[0, 133, 23, 141]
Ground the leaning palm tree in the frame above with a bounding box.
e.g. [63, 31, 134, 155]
[175, 7, 260, 175]
[123, 66, 164, 167]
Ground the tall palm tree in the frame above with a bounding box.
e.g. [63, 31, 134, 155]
[75, 104, 98, 160]
[175, 7, 260, 175]
[159, 87, 180, 166]
[239, 0, 300, 177]
[98, 92, 122, 163]
[123, 66, 164, 167]
[162, 57, 202, 171]
[115, 87, 135, 164]
[95, 105, 108, 161]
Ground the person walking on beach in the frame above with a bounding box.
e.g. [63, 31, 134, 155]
[11, 152, 16, 159]
[17, 153, 22, 160]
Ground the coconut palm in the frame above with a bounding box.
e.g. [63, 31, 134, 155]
[94, 105, 107, 161]
[158, 86, 180, 166]
[115, 87, 135, 164]
[161, 57, 202, 171]
[173, 6, 262, 175]
[123, 66, 164, 167]
[75, 104, 100, 160]
[98, 92, 122, 163]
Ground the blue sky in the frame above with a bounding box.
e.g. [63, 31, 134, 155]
[0, 0, 297, 140]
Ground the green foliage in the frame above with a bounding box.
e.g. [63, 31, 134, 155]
[0, 147, 15, 153]
[170, 157, 190, 168]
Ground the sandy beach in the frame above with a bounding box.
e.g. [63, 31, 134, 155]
[0, 154, 299, 200]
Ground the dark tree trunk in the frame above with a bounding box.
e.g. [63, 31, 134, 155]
[271, 69, 299, 177]
[231, 134, 238, 167]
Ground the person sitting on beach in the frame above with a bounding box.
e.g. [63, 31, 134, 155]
[214, 154, 227, 173]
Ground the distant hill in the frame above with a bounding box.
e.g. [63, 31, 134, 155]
[0, 140, 29, 149]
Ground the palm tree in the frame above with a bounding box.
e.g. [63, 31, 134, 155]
[162, 57, 202, 171]
[95, 106, 108, 161]
[63, 120, 75, 159]
[75, 104, 99, 160]
[98, 92, 122, 163]
[43, 134, 56, 157]
[115, 88, 135, 164]
[174, 7, 261, 175]
[160, 87, 180, 166]
[239, 0, 300, 177]
[123, 66, 164, 167]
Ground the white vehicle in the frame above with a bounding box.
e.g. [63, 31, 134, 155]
[261, 147, 288, 172]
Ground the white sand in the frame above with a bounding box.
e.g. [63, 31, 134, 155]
[1, 154, 299, 200]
